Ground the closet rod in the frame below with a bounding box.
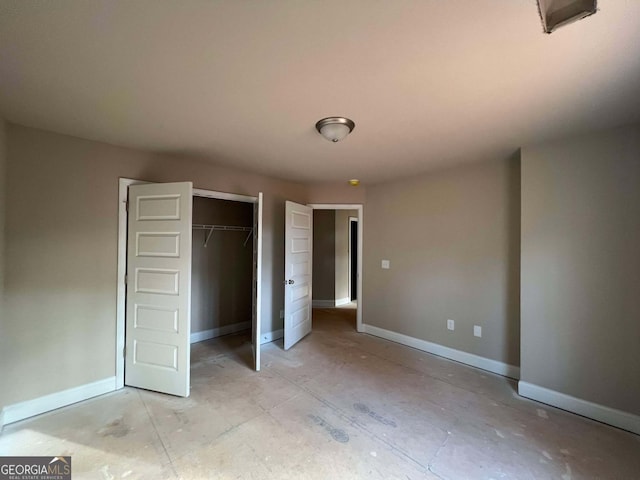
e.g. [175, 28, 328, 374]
[192, 224, 253, 248]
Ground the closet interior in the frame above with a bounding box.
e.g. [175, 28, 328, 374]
[190, 196, 254, 359]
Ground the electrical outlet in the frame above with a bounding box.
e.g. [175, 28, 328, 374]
[381, 260, 390, 269]
[474, 325, 482, 337]
[447, 319, 455, 331]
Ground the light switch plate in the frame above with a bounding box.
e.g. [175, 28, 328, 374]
[381, 260, 390, 269]
[474, 325, 482, 337]
[447, 319, 455, 331]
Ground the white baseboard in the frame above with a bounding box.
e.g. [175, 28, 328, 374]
[312, 298, 352, 308]
[2, 376, 116, 427]
[518, 381, 640, 435]
[261, 329, 284, 344]
[190, 321, 251, 344]
[362, 324, 520, 380]
[312, 300, 335, 308]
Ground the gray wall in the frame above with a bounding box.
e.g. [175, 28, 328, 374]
[363, 156, 521, 367]
[191, 197, 253, 334]
[521, 123, 640, 415]
[2, 124, 307, 406]
[0, 118, 6, 411]
[0, 118, 5, 299]
[312, 210, 336, 301]
[335, 210, 357, 302]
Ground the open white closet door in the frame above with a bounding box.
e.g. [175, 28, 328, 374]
[251, 192, 263, 370]
[125, 181, 193, 397]
[284, 201, 313, 350]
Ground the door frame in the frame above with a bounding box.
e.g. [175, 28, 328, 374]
[116, 177, 259, 389]
[308, 204, 364, 333]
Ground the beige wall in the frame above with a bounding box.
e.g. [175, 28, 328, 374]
[312, 210, 336, 301]
[335, 210, 357, 302]
[363, 156, 521, 366]
[0, 118, 7, 411]
[2, 124, 308, 406]
[521, 123, 640, 415]
[307, 183, 365, 205]
[191, 197, 253, 334]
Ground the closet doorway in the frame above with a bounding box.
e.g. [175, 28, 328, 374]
[115, 179, 263, 397]
[191, 196, 255, 354]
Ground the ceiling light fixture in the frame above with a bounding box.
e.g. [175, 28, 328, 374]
[315, 117, 355, 143]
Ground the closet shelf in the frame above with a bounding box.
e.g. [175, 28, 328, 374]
[193, 224, 254, 247]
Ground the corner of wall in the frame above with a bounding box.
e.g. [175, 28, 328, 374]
[518, 381, 640, 436]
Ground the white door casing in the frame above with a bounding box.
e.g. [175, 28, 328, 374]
[125, 181, 193, 397]
[284, 201, 313, 350]
[252, 192, 264, 370]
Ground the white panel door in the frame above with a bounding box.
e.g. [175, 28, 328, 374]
[252, 193, 263, 370]
[125, 182, 193, 397]
[284, 201, 313, 350]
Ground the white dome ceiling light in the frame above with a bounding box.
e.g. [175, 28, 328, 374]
[315, 117, 355, 143]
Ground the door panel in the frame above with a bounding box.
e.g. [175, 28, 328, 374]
[284, 201, 313, 350]
[125, 182, 192, 397]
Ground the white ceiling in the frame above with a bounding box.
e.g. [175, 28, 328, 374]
[1, 1, 639, 184]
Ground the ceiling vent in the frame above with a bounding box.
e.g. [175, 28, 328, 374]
[537, 0, 597, 33]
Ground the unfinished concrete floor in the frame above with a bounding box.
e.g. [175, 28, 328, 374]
[1, 307, 639, 479]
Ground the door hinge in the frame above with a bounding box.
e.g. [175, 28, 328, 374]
[123, 346, 126, 358]
[124, 200, 129, 212]
[125, 274, 128, 285]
